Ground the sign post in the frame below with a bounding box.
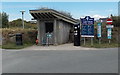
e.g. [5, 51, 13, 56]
[97, 22, 102, 44]
[106, 18, 114, 44]
[81, 16, 94, 45]
[84, 37, 85, 45]
[107, 28, 112, 44]
[46, 32, 52, 46]
[91, 37, 93, 46]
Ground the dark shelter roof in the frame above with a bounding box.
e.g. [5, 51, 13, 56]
[29, 9, 78, 24]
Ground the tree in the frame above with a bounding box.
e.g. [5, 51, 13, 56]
[113, 16, 120, 27]
[110, 14, 120, 27]
[0, 13, 2, 28]
[9, 19, 22, 28]
[9, 18, 37, 29]
[2, 12, 9, 28]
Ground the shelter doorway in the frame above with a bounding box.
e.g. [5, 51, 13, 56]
[42, 22, 54, 45]
[45, 22, 54, 33]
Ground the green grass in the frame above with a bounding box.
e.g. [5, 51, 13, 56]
[2, 43, 33, 49]
[1, 41, 119, 49]
[81, 42, 119, 48]
[0, 45, 2, 48]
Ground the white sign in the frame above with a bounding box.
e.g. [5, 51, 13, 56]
[97, 23, 102, 38]
[107, 28, 112, 39]
[106, 25, 114, 28]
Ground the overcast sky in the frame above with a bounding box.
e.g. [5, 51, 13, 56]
[2, 2, 118, 21]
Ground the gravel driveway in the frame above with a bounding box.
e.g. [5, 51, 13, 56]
[21, 43, 98, 50]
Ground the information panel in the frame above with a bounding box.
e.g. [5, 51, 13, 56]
[97, 23, 102, 38]
[107, 28, 111, 39]
[81, 16, 94, 37]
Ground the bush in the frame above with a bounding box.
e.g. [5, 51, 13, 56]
[81, 24, 119, 44]
[2, 28, 37, 45]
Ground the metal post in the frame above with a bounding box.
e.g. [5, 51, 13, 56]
[20, 10, 25, 29]
[22, 12, 24, 29]
[48, 37, 49, 46]
[46, 37, 48, 46]
[48, 33, 49, 46]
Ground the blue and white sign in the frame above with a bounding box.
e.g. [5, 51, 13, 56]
[47, 33, 52, 38]
[97, 23, 102, 38]
[106, 25, 114, 28]
[107, 28, 111, 39]
[81, 16, 94, 37]
[81, 16, 94, 25]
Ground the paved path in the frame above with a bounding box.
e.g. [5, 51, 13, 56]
[2, 47, 118, 73]
[22, 43, 101, 50]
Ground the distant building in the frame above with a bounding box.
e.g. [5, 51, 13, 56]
[29, 20, 37, 24]
[30, 9, 78, 45]
[99, 18, 107, 22]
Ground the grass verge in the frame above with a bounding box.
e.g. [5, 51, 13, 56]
[2, 43, 33, 49]
[0, 45, 2, 48]
[81, 42, 119, 48]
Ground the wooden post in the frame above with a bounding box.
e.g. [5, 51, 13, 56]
[99, 38, 101, 44]
[37, 20, 41, 45]
[84, 37, 85, 45]
[91, 37, 93, 46]
[109, 39, 111, 44]
[54, 19, 57, 45]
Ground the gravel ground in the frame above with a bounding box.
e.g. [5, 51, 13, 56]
[21, 43, 118, 51]
[21, 43, 98, 50]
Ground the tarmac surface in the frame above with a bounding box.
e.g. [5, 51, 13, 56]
[2, 44, 118, 73]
